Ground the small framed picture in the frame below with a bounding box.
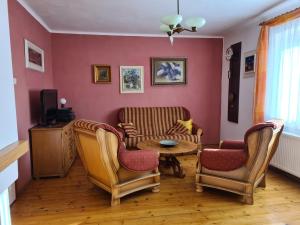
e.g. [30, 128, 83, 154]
[93, 65, 111, 83]
[244, 51, 256, 77]
[120, 66, 144, 94]
[24, 39, 45, 72]
[151, 57, 187, 85]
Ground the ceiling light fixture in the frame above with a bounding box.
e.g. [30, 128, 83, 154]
[160, 0, 206, 44]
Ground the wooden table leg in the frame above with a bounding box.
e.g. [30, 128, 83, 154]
[160, 156, 185, 178]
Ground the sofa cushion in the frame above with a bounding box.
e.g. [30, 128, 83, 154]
[177, 119, 193, 134]
[118, 122, 138, 137]
[167, 122, 189, 135]
[126, 134, 200, 149]
[200, 148, 247, 171]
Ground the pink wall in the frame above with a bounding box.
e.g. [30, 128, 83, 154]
[52, 35, 222, 144]
[8, 0, 54, 193]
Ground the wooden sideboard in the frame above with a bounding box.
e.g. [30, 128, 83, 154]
[30, 121, 76, 178]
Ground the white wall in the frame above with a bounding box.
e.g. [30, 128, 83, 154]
[220, 0, 300, 140]
[0, 0, 18, 149]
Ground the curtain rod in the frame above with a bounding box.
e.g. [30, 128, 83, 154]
[259, 7, 300, 26]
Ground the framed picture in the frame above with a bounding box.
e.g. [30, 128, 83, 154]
[244, 51, 256, 77]
[24, 39, 44, 72]
[151, 57, 187, 85]
[120, 66, 144, 94]
[93, 64, 111, 83]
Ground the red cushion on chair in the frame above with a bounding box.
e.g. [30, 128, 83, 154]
[200, 148, 247, 171]
[118, 145, 159, 172]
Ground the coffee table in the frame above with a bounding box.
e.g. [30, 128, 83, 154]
[137, 139, 198, 178]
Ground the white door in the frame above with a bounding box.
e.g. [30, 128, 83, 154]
[0, 0, 19, 224]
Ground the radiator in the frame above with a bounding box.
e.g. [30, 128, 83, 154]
[270, 133, 300, 178]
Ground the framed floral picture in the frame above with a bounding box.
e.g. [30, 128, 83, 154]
[93, 64, 111, 83]
[151, 57, 187, 85]
[244, 51, 256, 77]
[120, 66, 144, 94]
[24, 39, 44, 72]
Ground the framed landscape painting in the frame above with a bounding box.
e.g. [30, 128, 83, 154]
[24, 39, 45, 72]
[120, 66, 144, 94]
[93, 64, 111, 83]
[151, 57, 187, 85]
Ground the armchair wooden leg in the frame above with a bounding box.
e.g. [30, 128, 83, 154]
[152, 185, 160, 193]
[258, 175, 266, 188]
[111, 197, 120, 206]
[241, 194, 254, 205]
[195, 183, 203, 193]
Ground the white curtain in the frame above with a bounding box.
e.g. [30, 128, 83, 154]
[265, 17, 300, 135]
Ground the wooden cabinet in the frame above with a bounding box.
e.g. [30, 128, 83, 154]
[30, 122, 76, 178]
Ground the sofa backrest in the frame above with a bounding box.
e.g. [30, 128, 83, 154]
[118, 107, 190, 135]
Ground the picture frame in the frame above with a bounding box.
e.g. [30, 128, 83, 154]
[93, 64, 112, 83]
[120, 66, 144, 94]
[25, 39, 45, 72]
[244, 51, 256, 77]
[151, 57, 187, 85]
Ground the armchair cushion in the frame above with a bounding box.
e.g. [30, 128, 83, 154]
[200, 148, 247, 171]
[118, 145, 159, 172]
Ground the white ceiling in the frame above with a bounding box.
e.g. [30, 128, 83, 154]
[19, 0, 287, 37]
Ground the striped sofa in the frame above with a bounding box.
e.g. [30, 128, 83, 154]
[117, 107, 203, 149]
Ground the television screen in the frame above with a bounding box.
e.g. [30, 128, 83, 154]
[40, 89, 58, 125]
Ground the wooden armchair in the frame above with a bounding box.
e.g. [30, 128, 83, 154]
[73, 119, 160, 206]
[195, 119, 284, 204]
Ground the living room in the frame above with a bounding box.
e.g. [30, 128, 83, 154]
[1, 0, 300, 224]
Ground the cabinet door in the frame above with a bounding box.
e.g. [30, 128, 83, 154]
[31, 130, 63, 178]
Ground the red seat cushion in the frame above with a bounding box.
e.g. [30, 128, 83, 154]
[118, 145, 159, 172]
[200, 148, 247, 171]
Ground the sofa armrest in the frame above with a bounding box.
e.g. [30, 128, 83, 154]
[219, 140, 245, 149]
[192, 123, 203, 136]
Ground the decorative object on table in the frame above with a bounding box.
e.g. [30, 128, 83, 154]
[151, 57, 187, 85]
[160, 0, 206, 44]
[93, 64, 111, 83]
[60, 98, 67, 108]
[159, 139, 178, 147]
[243, 51, 256, 77]
[227, 42, 242, 123]
[24, 39, 44, 72]
[120, 66, 144, 93]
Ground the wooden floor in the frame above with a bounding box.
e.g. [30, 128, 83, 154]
[11, 155, 300, 225]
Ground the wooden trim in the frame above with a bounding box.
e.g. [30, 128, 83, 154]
[0, 141, 29, 173]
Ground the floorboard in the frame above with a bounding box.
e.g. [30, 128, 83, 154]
[11, 155, 300, 225]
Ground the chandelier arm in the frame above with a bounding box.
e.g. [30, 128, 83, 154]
[177, 0, 180, 15]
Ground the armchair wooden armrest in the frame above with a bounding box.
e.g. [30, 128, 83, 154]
[219, 140, 245, 149]
[192, 123, 203, 136]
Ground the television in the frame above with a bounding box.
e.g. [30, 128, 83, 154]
[40, 89, 58, 125]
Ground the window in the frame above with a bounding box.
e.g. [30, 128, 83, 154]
[265, 18, 300, 135]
